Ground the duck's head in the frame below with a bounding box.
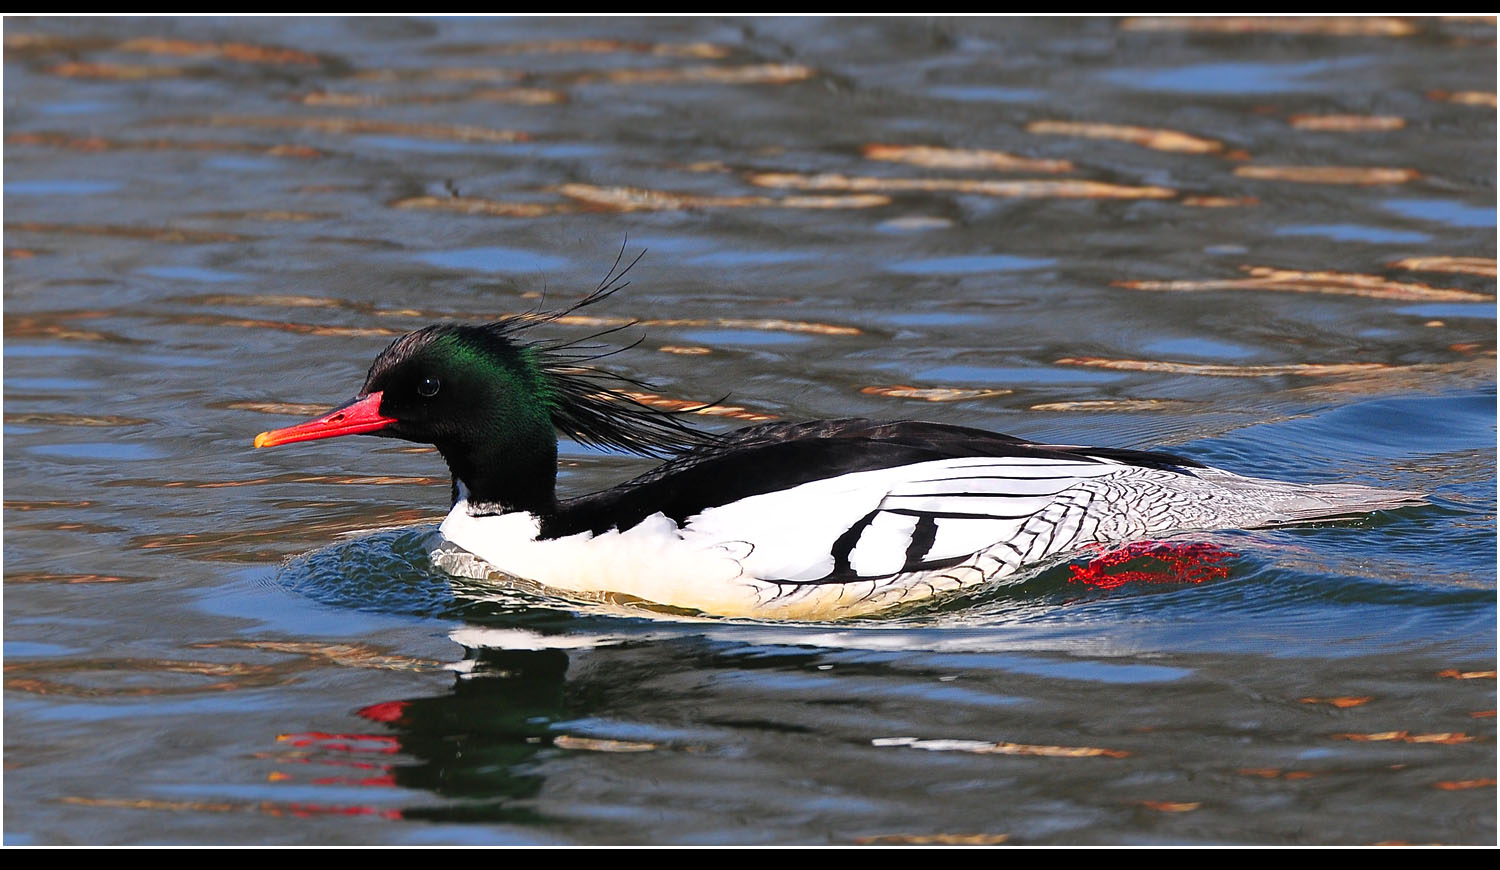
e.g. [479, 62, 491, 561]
[254, 314, 711, 515]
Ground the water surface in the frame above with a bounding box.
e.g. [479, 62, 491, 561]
[4, 16, 1495, 845]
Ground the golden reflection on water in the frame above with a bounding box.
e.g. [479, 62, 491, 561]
[854, 833, 1011, 845]
[198, 115, 530, 143]
[1332, 731, 1477, 744]
[748, 172, 1177, 200]
[4, 412, 150, 427]
[1233, 165, 1420, 185]
[872, 736, 1132, 759]
[391, 196, 569, 218]
[1115, 266, 1491, 302]
[576, 63, 814, 86]
[298, 87, 567, 107]
[115, 36, 321, 65]
[861, 385, 1013, 402]
[614, 391, 774, 422]
[1119, 16, 1417, 36]
[1289, 115, 1406, 132]
[863, 143, 1073, 173]
[4, 572, 150, 585]
[555, 182, 890, 212]
[1057, 358, 1395, 377]
[1390, 256, 1497, 277]
[46, 61, 185, 79]
[1026, 120, 1224, 154]
[1299, 696, 1374, 708]
[1428, 89, 1498, 107]
[433, 38, 730, 58]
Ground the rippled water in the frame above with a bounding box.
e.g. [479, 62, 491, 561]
[4, 16, 1495, 845]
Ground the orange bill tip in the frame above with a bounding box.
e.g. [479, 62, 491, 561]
[253, 391, 396, 448]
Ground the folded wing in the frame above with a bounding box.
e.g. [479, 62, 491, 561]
[682, 456, 1131, 584]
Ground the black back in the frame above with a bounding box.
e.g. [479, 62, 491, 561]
[540, 418, 1201, 538]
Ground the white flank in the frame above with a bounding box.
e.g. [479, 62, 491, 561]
[434, 456, 1422, 621]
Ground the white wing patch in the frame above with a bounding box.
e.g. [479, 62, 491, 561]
[923, 516, 1027, 562]
[846, 511, 919, 576]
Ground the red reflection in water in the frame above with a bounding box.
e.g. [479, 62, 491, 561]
[309, 774, 398, 787]
[358, 700, 411, 724]
[277, 731, 400, 754]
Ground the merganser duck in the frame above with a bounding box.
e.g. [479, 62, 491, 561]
[254, 272, 1424, 620]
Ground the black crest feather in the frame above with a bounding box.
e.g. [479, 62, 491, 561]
[487, 244, 720, 458]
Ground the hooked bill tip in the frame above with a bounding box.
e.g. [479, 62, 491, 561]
[253, 431, 274, 448]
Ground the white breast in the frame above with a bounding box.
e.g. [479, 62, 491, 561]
[438, 505, 768, 616]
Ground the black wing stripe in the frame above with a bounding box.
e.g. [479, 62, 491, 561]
[886, 508, 1039, 520]
[889, 490, 1074, 499]
[773, 509, 987, 587]
[902, 515, 939, 571]
[829, 508, 881, 578]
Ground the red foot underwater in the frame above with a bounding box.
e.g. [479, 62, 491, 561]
[1068, 541, 1237, 589]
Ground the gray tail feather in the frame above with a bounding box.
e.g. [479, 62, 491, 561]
[1253, 481, 1426, 526]
[1187, 468, 1427, 528]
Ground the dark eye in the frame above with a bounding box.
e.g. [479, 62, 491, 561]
[417, 376, 441, 398]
